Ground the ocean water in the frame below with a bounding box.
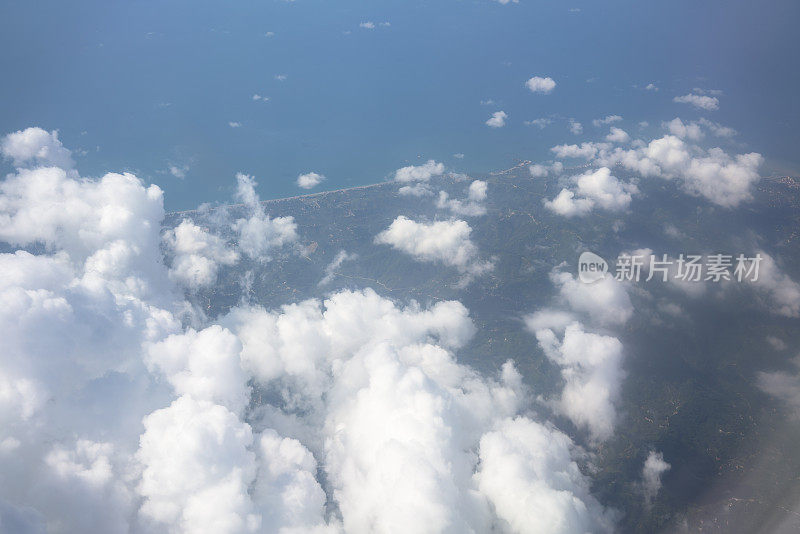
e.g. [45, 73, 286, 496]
[1, 0, 798, 211]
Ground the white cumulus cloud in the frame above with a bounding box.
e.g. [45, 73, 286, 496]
[297, 172, 325, 190]
[163, 220, 239, 289]
[524, 267, 633, 443]
[437, 180, 488, 216]
[375, 216, 494, 282]
[486, 111, 508, 128]
[544, 167, 638, 217]
[394, 159, 445, 183]
[605, 127, 630, 143]
[1, 127, 75, 169]
[0, 126, 619, 534]
[674, 93, 719, 110]
[525, 76, 556, 94]
[663, 118, 704, 140]
[641, 451, 670, 506]
[532, 322, 625, 442]
[553, 132, 763, 208]
[232, 173, 298, 259]
[551, 142, 609, 159]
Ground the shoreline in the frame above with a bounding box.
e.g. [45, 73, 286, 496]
[167, 180, 393, 218]
[166, 159, 535, 218]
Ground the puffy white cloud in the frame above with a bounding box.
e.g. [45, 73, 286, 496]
[486, 111, 508, 128]
[325, 342, 493, 534]
[477, 417, 616, 533]
[359, 21, 375, 29]
[164, 173, 300, 286]
[524, 266, 633, 442]
[297, 172, 325, 190]
[641, 451, 670, 506]
[0, 131, 285, 534]
[468, 179, 487, 201]
[674, 93, 719, 110]
[163, 220, 239, 288]
[437, 180, 488, 216]
[220, 289, 614, 532]
[544, 167, 638, 217]
[395, 160, 445, 196]
[233, 211, 297, 259]
[375, 216, 494, 281]
[232, 173, 298, 259]
[543, 189, 594, 217]
[645, 83, 658, 91]
[0, 225, 177, 409]
[605, 127, 630, 143]
[253, 430, 329, 532]
[525, 76, 556, 94]
[0, 166, 166, 271]
[572, 167, 637, 210]
[145, 326, 250, 413]
[137, 396, 262, 534]
[0, 135, 183, 533]
[529, 161, 563, 178]
[394, 160, 445, 183]
[665, 144, 760, 207]
[663, 117, 735, 140]
[0, 127, 618, 534]
[1, 127, 74, 169]
[523, 309, 576, 332]
[549, 269, 634, 327]
[532, 322, 625, 441]
[568, 120, 583, 135]
[578, 134, 763, 207]
[222, 289, 477, 392]
[663, 118, 704, 140]
[592, 115, 622, 128]
[551, 142, 609, 159]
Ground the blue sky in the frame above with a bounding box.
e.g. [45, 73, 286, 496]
[1, 0, 798, 210]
